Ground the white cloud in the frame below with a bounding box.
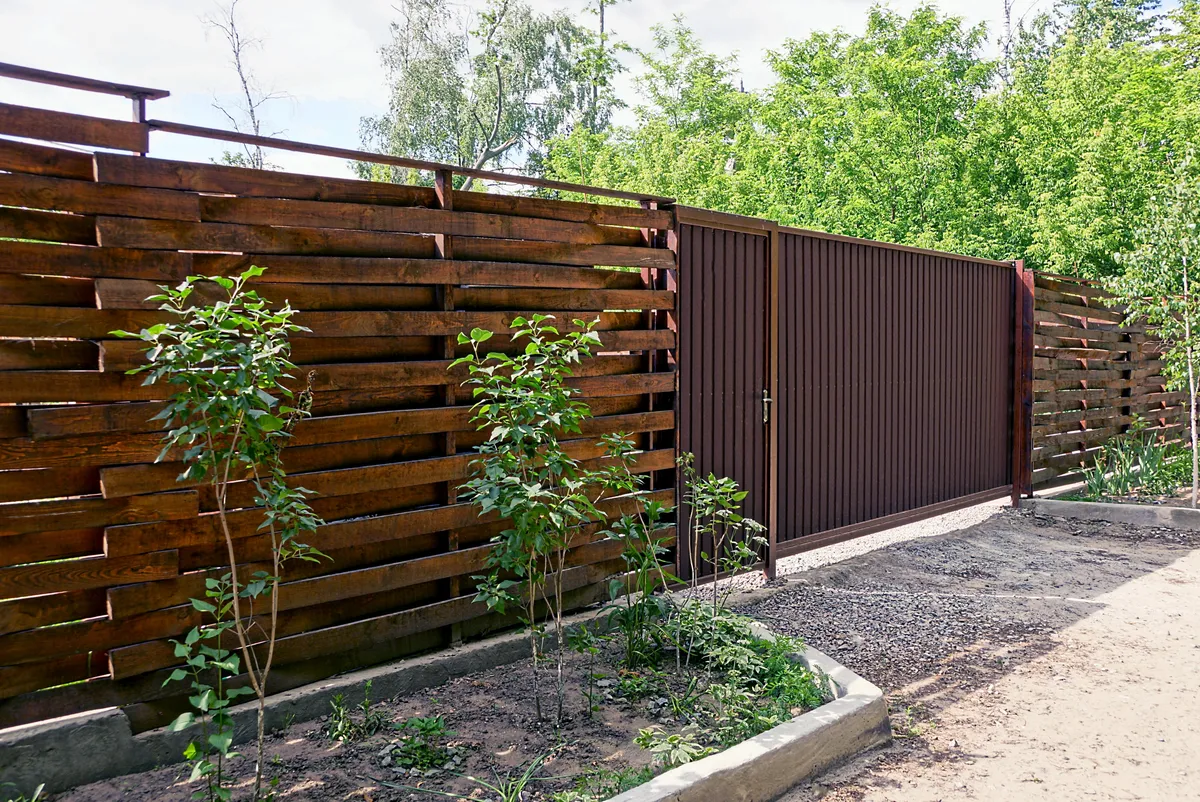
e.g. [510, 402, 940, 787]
[0, 0, 1052, 178]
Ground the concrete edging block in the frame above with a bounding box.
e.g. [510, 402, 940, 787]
[1020, 497, 1200, 530]
[607, 635, 891, 802]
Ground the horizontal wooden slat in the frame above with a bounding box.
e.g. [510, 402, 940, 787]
[0, 653, 105, 700]
[0, 339, 98, 370]
[0, 207, 95, 244]
[0, 273, 94, 306]
[0, 138, 95, 180]
[0, 305, 642, 340]
[1037, 299, 1126, 325]
[188, 253, 647, 289]
[0, 490, 198, 536]
[0, 550, 177, 600]
[1033, 316, 1124, 341]
[8, 351, 632, 405]
[1032, 273, 1111, 300]
[0, 467, 99, 504]
[0, 527, 104, 566]
[198, 195, 644, 247]
[94, 277, 433, 311]
[0, 409, 25, 439]
[23, 381, 655, 441]
[99, 326, 671, 372]
[0, 102, 148, 152]
[96, 215, 431, 257]
[0, 240, 193, 280]
[458, 287, 673, 311]
[0, 305, 157, 338]
[92, 279, 671, 313]
[94, 153, 671, 229]
[0, 172, 200, 222]
[0, 589, 106, 636]
[97, 217, 674, 268]
[453, 191, 672, 230]
[94, 152, 437, 206]
[0, 431, 167, 469]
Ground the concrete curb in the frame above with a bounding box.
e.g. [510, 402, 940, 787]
[1020, 497, 1200, 529]
[606, 629, 891, 802]
[0, 607, 606, 796]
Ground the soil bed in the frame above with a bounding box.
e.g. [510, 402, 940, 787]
[57, 616, 830, 802]
[1061, 485, 1199, 507]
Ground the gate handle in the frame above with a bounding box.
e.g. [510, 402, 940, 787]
[762, 388, 772, 425]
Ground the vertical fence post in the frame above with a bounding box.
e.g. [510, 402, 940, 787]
[1012, 260, 1034, 504]
[766, 225, 780, 579]
[666, 220, 688, 583]
[435, 168, 462, 645]
[640, 201, 661, 490]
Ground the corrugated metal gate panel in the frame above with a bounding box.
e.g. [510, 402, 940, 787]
[676, 223, 769, 578]
[776, 233, 1014, 551]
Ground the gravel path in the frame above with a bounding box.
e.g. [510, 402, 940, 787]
[724, 506, 1200, 801]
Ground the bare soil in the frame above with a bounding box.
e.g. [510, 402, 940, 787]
[57, 645, 667, 802]
[743, 507, 1200, 802]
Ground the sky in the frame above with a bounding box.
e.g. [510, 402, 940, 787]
[0, 0, 1054, 180]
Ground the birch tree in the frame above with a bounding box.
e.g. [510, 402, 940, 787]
[1111, 148, 1200, 506]
[358, 0, 602, 187]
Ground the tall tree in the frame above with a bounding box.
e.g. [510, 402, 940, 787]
[1111, 150, 1200, 506]
[545, 20, 757, 210]
[577, 0, 632, 133]
[205, 0, 285, 169]
[359, 0, 603, 187]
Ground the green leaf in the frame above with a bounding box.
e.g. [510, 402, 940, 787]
[168, 711, 196, 732]
[208, 732, 234, 754]
[258, 414, 286, 432]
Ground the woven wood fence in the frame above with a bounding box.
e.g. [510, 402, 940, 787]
[0, 137, 677, 731]
[1031, 272, 1185, 486]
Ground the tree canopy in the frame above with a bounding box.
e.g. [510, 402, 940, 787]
[542, 0, 1200, 277]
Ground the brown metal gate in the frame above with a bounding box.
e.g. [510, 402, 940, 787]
[675, 209, 1018, 576]
[674, 219, 770, 578]
[775, 230, 1016, 557]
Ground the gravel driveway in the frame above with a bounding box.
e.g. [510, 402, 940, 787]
[725, 506, 1200, 802]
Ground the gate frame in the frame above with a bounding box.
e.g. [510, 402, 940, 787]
[674, 207, 1027, 579]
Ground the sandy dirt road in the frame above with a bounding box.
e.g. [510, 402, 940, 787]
[742, 510, 1200, 802]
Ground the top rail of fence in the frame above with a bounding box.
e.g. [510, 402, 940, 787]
[0, 61, 169, 100]
[675, 206, 1015, 268]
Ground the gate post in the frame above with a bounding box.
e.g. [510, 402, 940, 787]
[1011, 260, 1035, 504]
[766, 225, 780, 579]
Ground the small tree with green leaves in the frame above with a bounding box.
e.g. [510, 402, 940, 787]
[455, 315, 607, 722]
[1111, 148, 1200, 507]
[676, 452, 766, 658]
[115, 266, 326, 801]
[455, 315, 674, 722]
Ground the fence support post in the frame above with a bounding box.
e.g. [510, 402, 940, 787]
[1012, 260, 1034, 504]
[435, 168, 462, 645]
[766, 226, 780, 579]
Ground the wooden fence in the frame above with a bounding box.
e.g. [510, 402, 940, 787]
[0, 126, 677, 730]
[1031, 272, 1185, 486]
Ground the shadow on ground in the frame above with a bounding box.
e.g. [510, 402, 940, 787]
[731, 507, 1200, 800]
